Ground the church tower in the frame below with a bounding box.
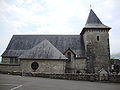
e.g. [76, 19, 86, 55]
[81, 9, 111, 73]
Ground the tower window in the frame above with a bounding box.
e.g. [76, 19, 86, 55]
[97, 36, 99, 41]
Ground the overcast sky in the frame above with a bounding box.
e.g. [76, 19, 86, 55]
[0, 0, 120, 58]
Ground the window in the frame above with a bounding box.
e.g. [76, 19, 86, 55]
[15, 58, 18, 63]
[31, 62, 39, 71]
[67, 52, 71, 62]
[10, 58, 13, 63]
[97, 36, 99, 41]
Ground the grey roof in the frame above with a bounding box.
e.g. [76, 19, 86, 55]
[85, 9, 110, 29]
[63, 48, 76, 56]
[2, 50, 25, 57]
[19, 40, 67, 60]
[2, 35, 85, 58]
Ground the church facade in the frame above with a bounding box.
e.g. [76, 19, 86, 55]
[0, 9, 111, 74]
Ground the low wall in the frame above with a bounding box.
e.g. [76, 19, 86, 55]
[109, 74, 120, 83]
[0, 71, 120, 83]
[23, 73, 99, 81]
[22, 73, 120, 82]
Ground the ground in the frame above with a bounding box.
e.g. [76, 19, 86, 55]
[0, 74, 119, 90]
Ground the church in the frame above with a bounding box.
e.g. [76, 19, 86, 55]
[0, 9, 111, 74]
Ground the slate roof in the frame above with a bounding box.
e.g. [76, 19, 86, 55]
[19, 40, 67, 60]
[2, 35, 85, 58]
[63, 48, 76, 56]
[85, 9, 110, 29]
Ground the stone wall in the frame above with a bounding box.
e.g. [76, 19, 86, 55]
[64, 50, 86, 73]
[1, 57, 86, 74]
[64, 49, 76, 73]
[23, 73, 99, 81]
[0, 64, 20, 72]
[109, 74, 120, 83]
[75, 58, 86, 73]
[2, 57, 19, 63]
[83, 29, 110, 73]
[2, 58, 10, 63]
[20, 59, 65, 74]
[0, 71, 120, 82]
[22, 73, 120, 83]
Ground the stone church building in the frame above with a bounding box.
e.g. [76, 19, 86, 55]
[0, 9, 111, 74]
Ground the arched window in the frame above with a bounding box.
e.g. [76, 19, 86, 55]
[67, 52, 71, 62]
[97, 36, 99, 41]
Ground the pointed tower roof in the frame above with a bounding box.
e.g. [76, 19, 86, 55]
[19, 40, 67, 60]
[84, 9, 110, 29]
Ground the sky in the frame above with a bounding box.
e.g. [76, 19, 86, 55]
[0, 0, 120, 60]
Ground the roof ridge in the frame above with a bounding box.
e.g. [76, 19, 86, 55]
[13, 35, 80, 36]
